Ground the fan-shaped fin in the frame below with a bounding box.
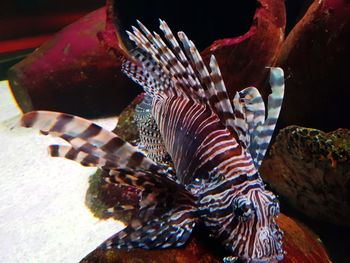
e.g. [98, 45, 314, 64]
[20, 111, 161, 172]
[125, 20, 242, 137]
[101, 168, 198, 250]
[48, 144, 120, 169]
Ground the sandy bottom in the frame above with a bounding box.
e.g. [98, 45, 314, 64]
[0, 81, 124, 263]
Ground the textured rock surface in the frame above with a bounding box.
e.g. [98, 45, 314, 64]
[112, 93, 145, 143]
[270, 0, 350, 131]
[261, 126, 350, 227]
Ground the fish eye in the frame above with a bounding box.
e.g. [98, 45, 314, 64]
[233, 198, 255, 222]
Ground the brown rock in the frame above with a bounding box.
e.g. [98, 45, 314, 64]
[261, 126, 350, 227]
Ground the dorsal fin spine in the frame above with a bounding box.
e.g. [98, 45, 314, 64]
[126, 21, 243, 138]
[159, 20, 200, 89]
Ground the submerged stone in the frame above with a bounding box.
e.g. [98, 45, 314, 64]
[261, 126, 350, 227]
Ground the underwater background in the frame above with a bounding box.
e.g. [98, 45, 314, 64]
[0, 0, 349, 262]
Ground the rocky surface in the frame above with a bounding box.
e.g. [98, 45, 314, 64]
[276, 214, 331, 263]
[261, 126, 350, 227]
[112, 93, 144, 143]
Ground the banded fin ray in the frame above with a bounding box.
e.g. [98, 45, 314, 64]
[20, 111, 161, 172]
[101, 168, 198, 250]
[21, 111, 199, 250]
[122, 49, 173, 96]
[232, 68, 285, 168]
[251, 68, 285, 168]
[132, 20, 203, 97]
[48, 144, 120, 169]
[126, 20, 239, 137]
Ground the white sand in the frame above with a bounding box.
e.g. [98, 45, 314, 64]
[0, 81, 125, 263]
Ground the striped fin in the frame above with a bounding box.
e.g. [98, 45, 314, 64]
[48, 145, 119, 169]
[101, 168, 198, 250]
[20, 111, 161, 172]
[101, 210, 196, 250]
[121, 49, 174, 95]
[134, 20, 203, 97]
[135, 94, 170, 164]
[159, 19, 202, 94]
[232, 91, 249, 148]
[232, 68, 284, 168]
[251, 68, 284, 168]
[127, 20, 206, 99]
[121, 58, 157, 94]
[232, 87, 265, 149]
[126, 20, 239, 135]
[209, 55, 236, 133]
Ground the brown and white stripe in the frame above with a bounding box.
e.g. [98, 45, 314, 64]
[125, 20, 284, 262]
[21, 111, 160, 172]
[20, 19, 285, 262]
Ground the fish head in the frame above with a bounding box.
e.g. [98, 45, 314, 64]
[226, 189, 284, 263]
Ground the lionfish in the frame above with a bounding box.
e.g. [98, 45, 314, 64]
[20, 20, 285, 263]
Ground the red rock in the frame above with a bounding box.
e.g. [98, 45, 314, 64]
[81, 235, 221, 263]
[201, 0, 286, 99]
[277, 214, 331, 263]
[272, 0, 350, 131]
[8, 0, 286, 117]
[8, 7, 139, 117]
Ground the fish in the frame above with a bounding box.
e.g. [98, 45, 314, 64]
[20, 19, 285, 263]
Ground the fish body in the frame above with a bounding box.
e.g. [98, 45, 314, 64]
[21, 20, 285, 263]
